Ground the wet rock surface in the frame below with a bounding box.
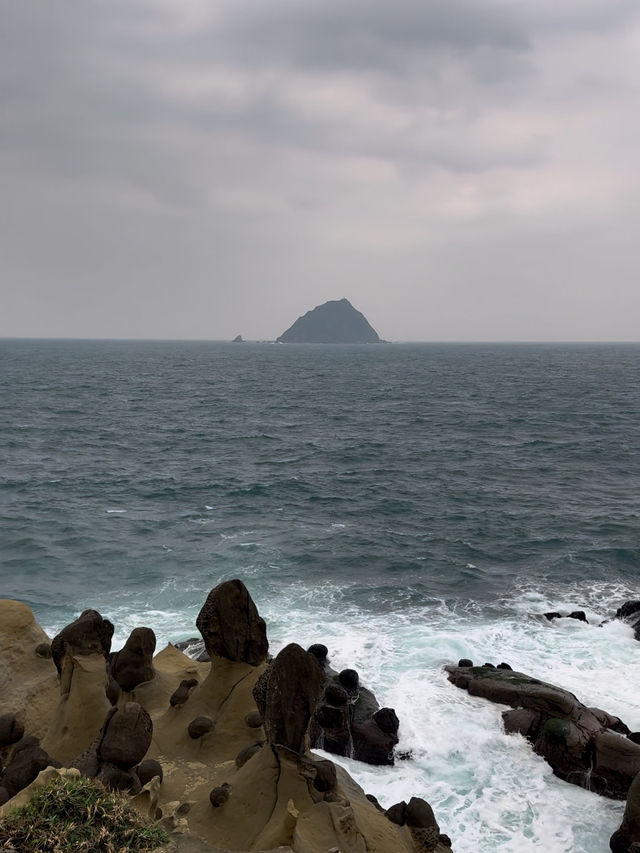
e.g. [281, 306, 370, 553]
[308, 650, 400, 765]
[447, 662, 640, 799]
[616, 601, 640, 640]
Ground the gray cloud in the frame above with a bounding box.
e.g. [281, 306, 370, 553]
[1, 0, 639, 340]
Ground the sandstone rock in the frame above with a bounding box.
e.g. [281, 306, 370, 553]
[209, 782, 231, 807]
[196, 579, 268, 665]
[245, 710, 262, 728]
[35, 642, 52, 659]
[235, 740, 263, 768]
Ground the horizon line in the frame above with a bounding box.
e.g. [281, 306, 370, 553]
[2, 336, 640, 345]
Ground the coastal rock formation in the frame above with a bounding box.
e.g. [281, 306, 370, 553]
[277, 298, 381, 344]
[50, 609, 114, 677]
[446, 662, 640, 799]
[308, 652, 400, 766]
[611, 770, 640, 851]
[616, 601, 640, 640]
[109, 627, 156, 693]
[0, 588, 452, 852]
[195, 578, 268, 665]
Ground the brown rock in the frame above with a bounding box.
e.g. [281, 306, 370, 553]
[195, 579, 268, 666]
[0, 714, 24, 747]
[99, 702, 152, 769]
[50, 609, 114, 676]
[188, 716, 213, 739]
[110, 627, 156, 692]
[263, 643, 324, 754]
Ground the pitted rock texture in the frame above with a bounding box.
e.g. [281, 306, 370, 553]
[195, 579, 268, 665]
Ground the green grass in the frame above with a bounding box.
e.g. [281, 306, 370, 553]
[0, 775, 169, 852]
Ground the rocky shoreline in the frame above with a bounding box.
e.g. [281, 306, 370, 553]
[2, 586, 640, 851]
[0, 581, 451, 852]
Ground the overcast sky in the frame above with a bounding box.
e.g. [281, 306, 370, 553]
[2, 0, 639, 341]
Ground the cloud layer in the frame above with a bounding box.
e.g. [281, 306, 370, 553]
[2, 0, 639, 339]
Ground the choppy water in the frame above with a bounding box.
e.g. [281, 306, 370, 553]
[2, 339, 640, 851]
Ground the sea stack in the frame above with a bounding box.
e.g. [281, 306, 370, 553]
[277, 298, 381, 344]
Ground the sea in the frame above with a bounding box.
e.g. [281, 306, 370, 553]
[1, 338, 639, 852]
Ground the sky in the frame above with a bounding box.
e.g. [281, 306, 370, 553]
[1, 0, 639, 342]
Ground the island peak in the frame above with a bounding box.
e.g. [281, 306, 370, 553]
[277, 298, 381, 344]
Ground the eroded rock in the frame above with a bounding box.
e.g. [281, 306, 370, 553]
[195, 579, 268, 665]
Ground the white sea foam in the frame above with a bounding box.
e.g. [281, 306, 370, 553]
[41, 579, 637, 852]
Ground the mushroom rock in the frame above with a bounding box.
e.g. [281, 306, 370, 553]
[110, 627, 156, 693]
[50, 609, 114, 677]
[152, 582, 270, 764]
[41, 651, 112, 765]
[447, 664, 640, 798]
[263, 643, 324, 755]
[195, 578, 268, 666]
[192, 645, 427, 853]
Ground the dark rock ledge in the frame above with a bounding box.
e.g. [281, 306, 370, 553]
[446, 660, 640, 800]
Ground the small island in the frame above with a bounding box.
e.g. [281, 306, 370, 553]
[277, 298, 381, 344]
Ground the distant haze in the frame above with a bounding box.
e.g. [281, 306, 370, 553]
[2, 1, 640, 342]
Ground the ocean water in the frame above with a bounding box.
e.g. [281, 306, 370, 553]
[1, 339, 640, 851]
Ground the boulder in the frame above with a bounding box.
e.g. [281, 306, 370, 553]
[0, 736, 60, 798]
[195, 579, 268, 665]
[188, 716, 213, 739]
[109, 627, 156, 692]
[136, 757, 163, 786]
[309, 658, 399, 765]
[99, 702, 153, 769]
[170, 678, 199, 707]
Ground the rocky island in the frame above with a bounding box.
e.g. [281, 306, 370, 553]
[277, 298, 381, 344]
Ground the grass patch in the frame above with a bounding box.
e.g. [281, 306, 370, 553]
[0, 775, 169, 852]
